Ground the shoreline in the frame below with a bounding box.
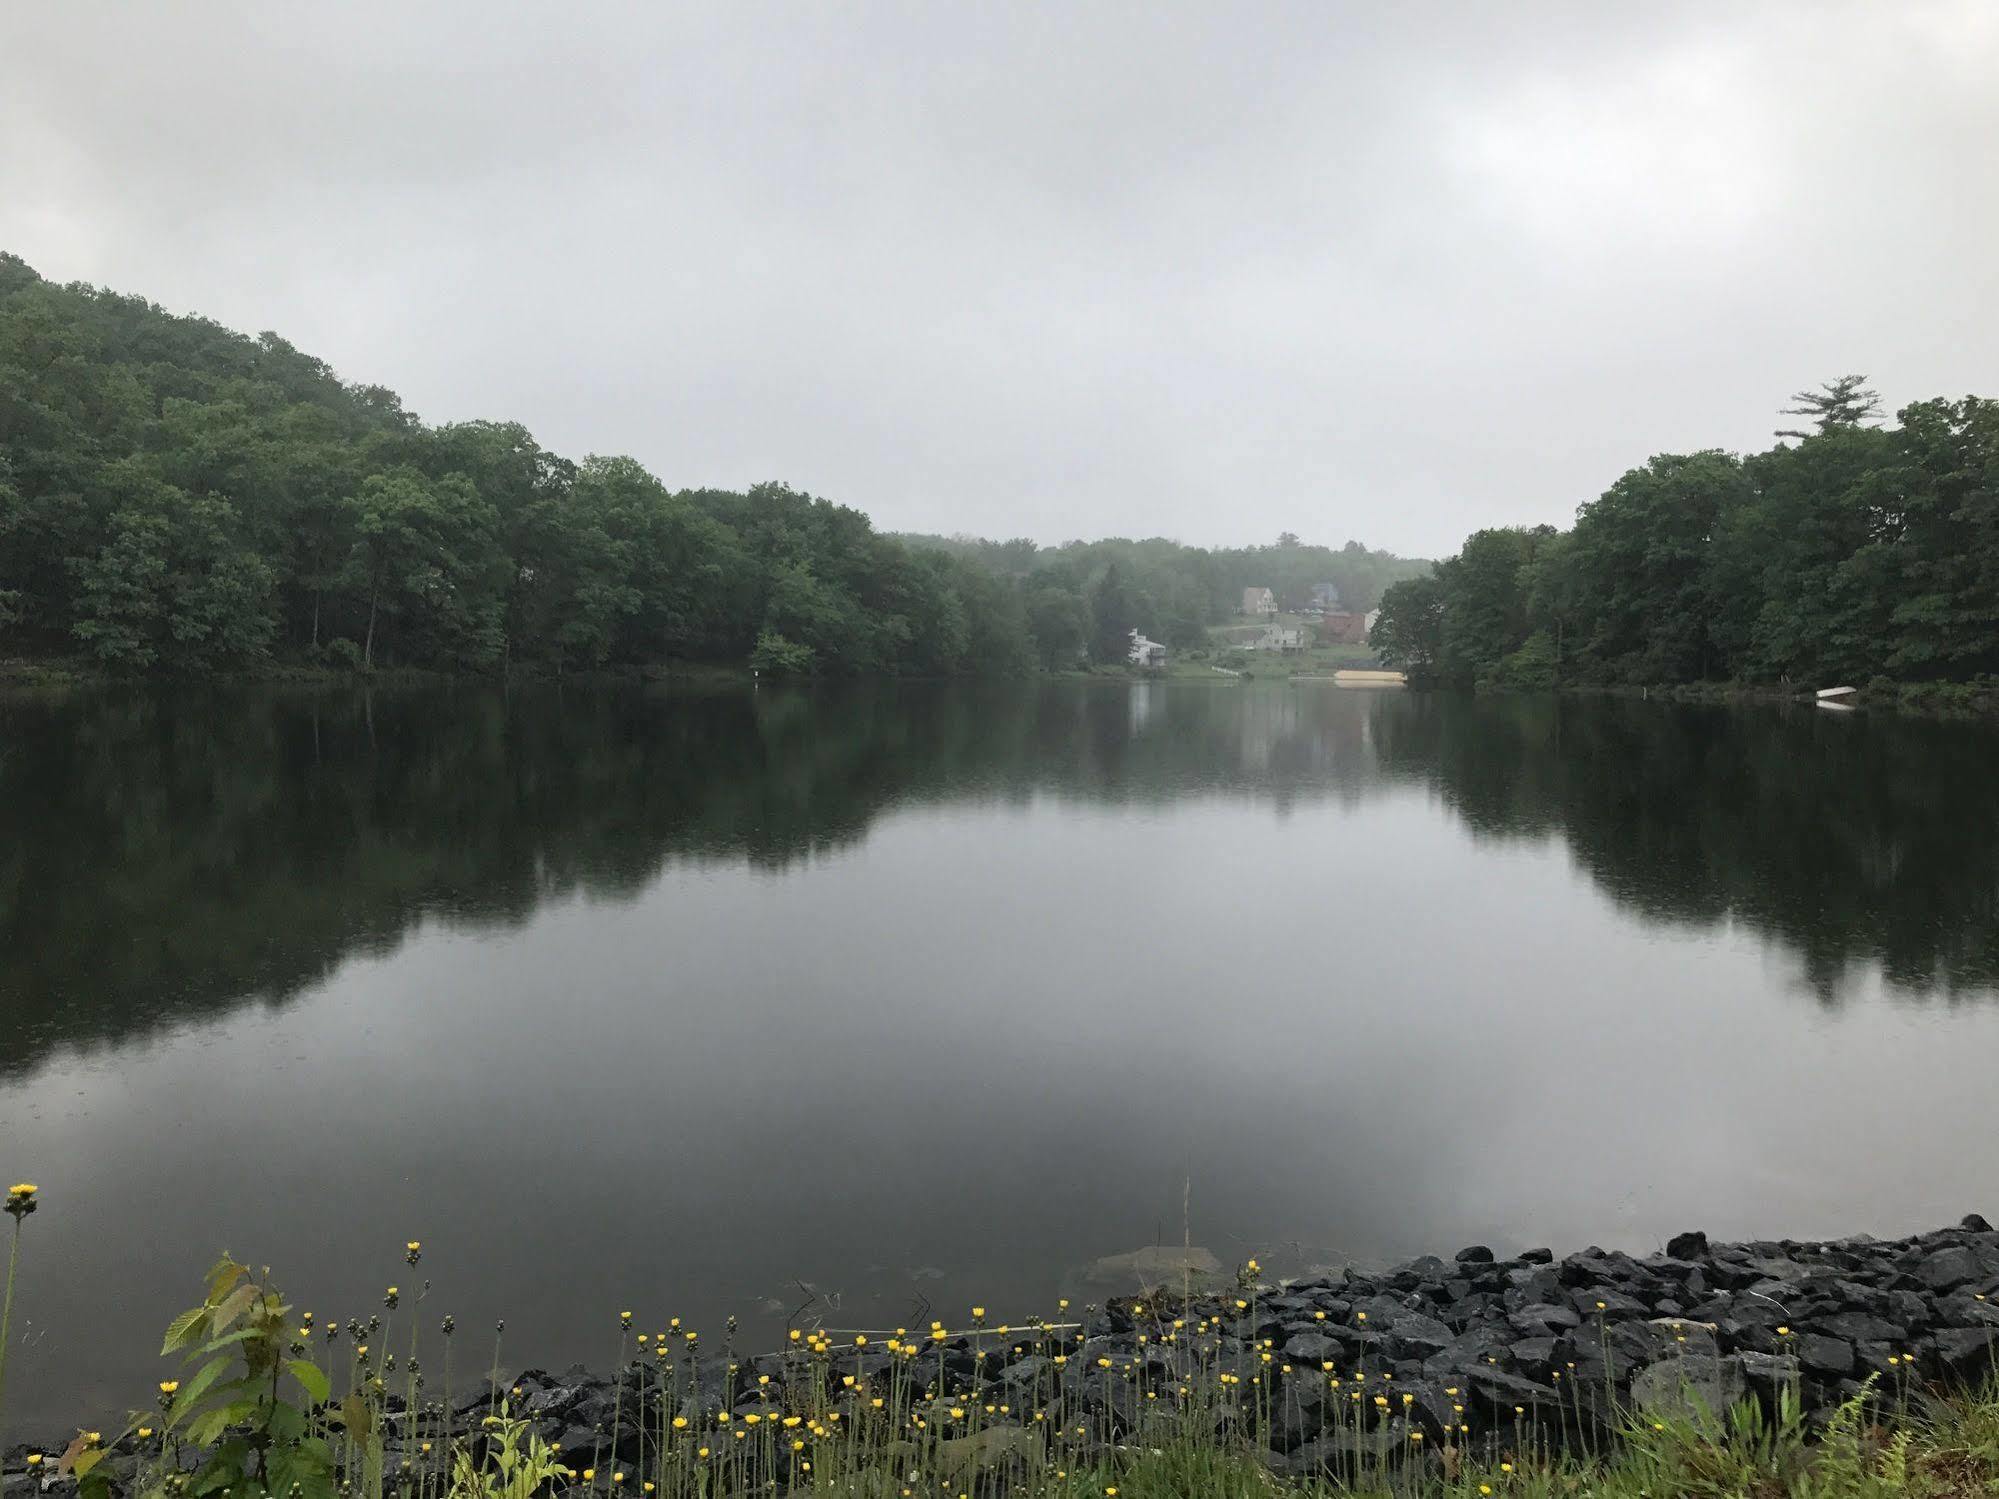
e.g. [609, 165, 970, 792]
[8, 655, 1998, 718]
[10, 1218, 1998, 1487]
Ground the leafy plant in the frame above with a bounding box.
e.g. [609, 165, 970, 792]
[450, 1403, 568, 1499]
[137, 1255, 341, 1499]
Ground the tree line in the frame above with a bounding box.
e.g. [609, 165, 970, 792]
[1372, 377, 1999, 689]
[0, 255, 1422, 676]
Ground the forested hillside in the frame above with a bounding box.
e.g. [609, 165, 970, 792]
[895, 532, 1428, 669]
[1372, 378, 1999, 690]
[0, 256, 1417, 676]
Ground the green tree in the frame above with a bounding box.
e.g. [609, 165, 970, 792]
[748, 629, 814, 675]
[1026, 584, 1087, 670]
[1372, 574, 1444, 675]
[1867, 396, 1999, 676]
[1088, 562, 1137, 664]
[1434, 526, 1550, 684]
[1563, 451, 1749, 682]
[71, 469, 275, 669]
[1777, 374, 1882, 439]
[344, 469, 501, 669]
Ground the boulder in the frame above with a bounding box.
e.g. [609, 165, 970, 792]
[1932, 1327, 1999, 1380]
[1512, 1303, 1582, 1334]
[1917, 1245, 1987, 1294]
[1733, 1351, 1803, 1397]
[1421, 1325, 1513, 1375]
[1467, 1363, 1562, 1412]
[1793, 1334, 1854, 1378]
[1570, 1287, 1650, 1319]
[1630, 1352, 1744, 1428]
[1282, 1331, 1343, 1366]
[1818, 1310, 1905, 1344]
[1667, 1230, 1710, 1261]
[1508, 1336, 1561, 1376]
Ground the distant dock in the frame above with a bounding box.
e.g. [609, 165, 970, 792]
[1333, 669, 1407, 688]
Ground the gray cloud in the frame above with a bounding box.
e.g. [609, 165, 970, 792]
[4, 0, 1995, 555]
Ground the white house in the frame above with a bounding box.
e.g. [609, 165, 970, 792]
[1241, 586, 1277, 616]
[1127, 630, 1167, 668]
[1248, 625, 1306, 652]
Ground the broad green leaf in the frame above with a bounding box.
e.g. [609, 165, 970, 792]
[185, 1399, 259, 1448]
[289, 1358, 331, 1404]
[209, 1283, 258, 1330]
[194, 1327, 258, 1355]
[171, 1351, 234, 1415]
[204, 1257, 247, 1305]
[163, 1305, 209, 1355]
[266, 1401, 307, 1440]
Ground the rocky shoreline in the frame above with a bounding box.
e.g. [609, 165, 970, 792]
[9, 1218, 1999, 1489]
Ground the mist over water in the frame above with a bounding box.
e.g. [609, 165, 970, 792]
[3, 680, 1997, 1430]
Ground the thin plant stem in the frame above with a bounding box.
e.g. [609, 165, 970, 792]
[0, 1218, 21, 1467]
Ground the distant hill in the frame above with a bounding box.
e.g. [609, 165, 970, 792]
[0, 254, 1428, 676]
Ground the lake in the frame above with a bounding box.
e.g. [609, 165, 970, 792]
[3, 679, 1997, 1430]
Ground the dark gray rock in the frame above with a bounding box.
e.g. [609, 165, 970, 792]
[1513, 1302, 1582, 1334]
[1283, 1331, 1343, 1365]
[1349, 1297, 1453, 1353]
[1936, 1295, 1999, 1329]
[1667, 1230, 1710, 1261]
[1883, 1289, 1933, 1331]
[1508, 1265, 1563, 1303]
[1733, 1351, 1802, 1396]
[1467, 1363, 1562, 1412]
[1421, 1326, 1513, 1375]
[1571, 1287, 1650, 1319]
[1508, 1336, 1560, 1376]
[1932, 1327, 1999, 1380]
[1000, 1355, 1052, 1388]
[1455, 1245, 1495, 1264]
[1918, 1245, 1987, 1293]
[1818, 1310, 1905, 1344]
[1630, 1352, 1742, 1426]
[1793, 1334, 1854, 1377]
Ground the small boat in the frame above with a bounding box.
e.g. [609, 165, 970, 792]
[1334, 669, 1407, 688]
[1816, 685, 1857, 700]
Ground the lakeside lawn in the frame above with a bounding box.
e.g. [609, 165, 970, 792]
[1155, 622, 1383, 680]
[1175, 614, 1383, 681]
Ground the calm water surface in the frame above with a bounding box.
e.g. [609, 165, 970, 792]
[4, 680, 1998, 1427]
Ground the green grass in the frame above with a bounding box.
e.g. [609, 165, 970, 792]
[1171, 644, 1383, 680]
[1043, 1381, 1999, 1498]
[1179, 615, 1385, 680]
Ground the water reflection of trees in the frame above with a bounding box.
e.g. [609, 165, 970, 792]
[0, 682, 1382, 1074]
[2, 683, 1992, 1076]
[1370, 693, 1999, 1002]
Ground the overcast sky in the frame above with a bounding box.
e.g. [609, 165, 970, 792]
[4, 2, 1996, 557]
